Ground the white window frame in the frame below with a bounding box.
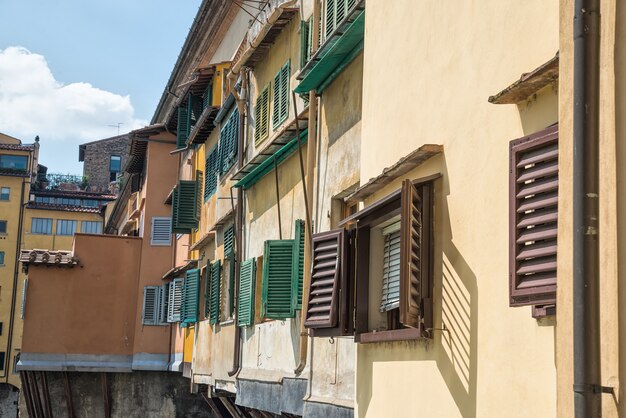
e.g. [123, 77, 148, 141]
[150, 217, 172, 246]
[167, 278, 183, 323]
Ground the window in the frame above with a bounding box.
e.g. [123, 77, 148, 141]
[272, 61, 290, 129]
[0, 154, 28, 171]
[109, 155, 121, 173]
[0, 187, 9, 201]
[0, 352, 4, 371]
[204, 145, 219, 200]
[31, 218, 52, 235]
[0, 252, 4, 265]
[82, 199, 100, 207]
[254, 85, 270, 145]
[0, 221, 6, 234]
[159, 283, 170, 325]
[300, 17, 314, 69]
[324, 0, 358, 39]
[167, 278, 183, 323]
[171, 180, 199, 233]
[261, 240, 296, 319]
[181, 269, 200, 326]
[237, 259, 257, 327]
[208, 260, 221, 325]
[35, 196, 54, 204]
[150, 217, 172, 246]
[81, 221, 103, 234]
[509, 125, 558, 309]
[380, 222, 401, 313]
[0, 322, 3, 335]
[218, 108, 239, 174]
[56, 219, 77, 236]
[222, 224, 236, 320]
[12, 353, 19, 374]
[142, 286, 161, 326]
[292, 219, 305, 310]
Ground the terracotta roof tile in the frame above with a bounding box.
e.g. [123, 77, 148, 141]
[26, 202, 103, 213]
[20, 249, 78, 267]
[0, 143, 34, 151]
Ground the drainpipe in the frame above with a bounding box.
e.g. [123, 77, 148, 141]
[228, 69, 248, 377]
[573, 0, 601, 416]
[295, 0, 320, 376]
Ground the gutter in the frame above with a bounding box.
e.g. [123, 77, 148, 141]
[572, 0, 603, 416]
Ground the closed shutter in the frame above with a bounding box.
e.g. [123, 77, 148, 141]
[261, 240, 296, 319]
[399, 179, 424, 328]
[219, 108, 239, 174]
[151, 217, 172, 246]
[159, 283, 170, 324]
[254, 85, 270, 145]
[209, 260, 221, 324]
[167, 278, 183, 322]
[142, 286, 160, 326]
[380, 223, 401, 312]
[195, 170, 203, 222]
[204, 145, 219, 200]
[509, 126, 558, 306]
[291, 219, 305, 310]
[272, 61, 290, 129]
[176, 105, 189, 149]
[204, 265, 211, 318]
[304, 229, 345, 329]
[224, 224, 235, 257]
[171, 180, 199, 233]
[238, 258, 256, 327]
[181, 269, 200, 325]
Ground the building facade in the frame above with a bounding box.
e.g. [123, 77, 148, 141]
[79, 134, 131, 193]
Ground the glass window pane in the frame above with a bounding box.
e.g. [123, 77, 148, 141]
[31, 218, 52, 235]
[0, 155, 28, 170]
[110, 155, 121, 173]
[81, 221, 102, 234]
[56, 220, 77, 236]
[0, 188, 9, 201]
[0, 251, 4, 265]
[0, 221, 6, 234]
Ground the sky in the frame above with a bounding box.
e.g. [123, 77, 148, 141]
[0, 0, 203, 173]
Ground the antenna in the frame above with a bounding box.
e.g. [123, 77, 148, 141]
[107, 123, 123, 135]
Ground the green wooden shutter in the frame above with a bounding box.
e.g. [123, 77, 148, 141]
[272, 61, 290, 129]
[188, 94, 203, 130]
[181, 269, 200, 325]
[203, 83, 213, 110]
[300, 19, 311, 69]
[204, 145, 218, 201]
[204, 265, 211, 318]
[325, 0, 336, 38]
[261, 240, 296, 319]
[172, 180, 199, 233]
[177, 105, 189, 148]
[224, 224, 235, 257]
[195, 170, 203, 222]
[254, 85, 270, 146]
[237, 258, 256, 327]
[209, 260, 221, 324]
[228, 253, 236, 317]
[219, 108, 239, 174]
[291, 219, 305, 310]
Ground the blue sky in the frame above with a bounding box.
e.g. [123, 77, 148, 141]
[0, 0, 202, 173]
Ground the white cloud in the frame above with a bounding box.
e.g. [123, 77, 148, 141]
[0, 46, 147, 172]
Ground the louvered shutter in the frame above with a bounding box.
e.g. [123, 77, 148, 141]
[300, 19, 311, 68]
[261, 240, 296, 319]
[380, 224, 401, 312]
[291, 219, 305, 310]
[279, 62, 290, 125]
[272, 70, 282, 128]
[151, 217, 172, 246]
[304, 229, 346, 329]
[167, 278, 183, 322]
[399, 179, 423, 328]
[204, 265, 211, 318]
[142, 286, 160, 325]
[188, 94, 203, 129]
[204, 145, 218, 200]
[237, 258, 256, 327]
[219, 109, 239, 174]
[509, 126, 558, 306]
[172, 180, 199, 233]
[159, 283, 170, 324]
[195, 170, 203, 222]
[209, 260, 221, 324]
[203, 83, 213, 109]
[325, 0, 336, 38]
[181, 269, 200, 325]
[176, 105, 189, 149]
[224, 224, 235, 257]
[254, 86, 270, 145]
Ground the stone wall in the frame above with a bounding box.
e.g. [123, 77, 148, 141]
[81, 135, 130, 193]
[0, 383, 19, 418]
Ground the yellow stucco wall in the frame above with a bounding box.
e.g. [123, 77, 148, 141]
[356, 1, 559, 417]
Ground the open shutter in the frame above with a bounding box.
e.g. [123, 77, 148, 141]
[159, 283, 170, 324]
[380, 224, 401, 312]
[172, 180, 199, 233]
[209, 260, 221, 324]
[181, 269, 200, 325]
[204, 266, 211, 318]
[304, 229, 345, 329]
[509, 125, 558, 306]
[203, 83, 213, 109]
[237, 258, 256, 327]
[399, 179, 423, 329]
[167, 278, 183, 322]
[204, 145, 218, 200]
[272, 70, 282, 128]
[279, 62, 290, 124]
[151, 217, 172, 246]
[176, 105, 189, 148]
[142, 286, 160, 325]
[261, 240, 296, 319]
[291, 219, 305, 310]
[219, 108, 239, 174]
[195, 170, 203, 222]
[188, 94, 203, 129]
[325, 0, 336, 38]
[300, 19, 311, 68]
[254, 85, 270, 145]
[224, 224, 235, 257]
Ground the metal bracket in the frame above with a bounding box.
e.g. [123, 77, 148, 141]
[573, 384, 614, 394]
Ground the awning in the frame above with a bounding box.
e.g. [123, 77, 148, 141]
[295, 9, 365, 94]
[234, 129, 308, 190]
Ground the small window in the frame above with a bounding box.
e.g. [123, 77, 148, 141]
[30, 218, 52, 235]
[0, 352, 4, 371]
[150, 217, 172, 246]
[0, 322, 3, 335]
[56, 219, 77, 236]
[167, 278, 183, 323]
[0, 221, 6, 234]
[109, 155, 122, 173]
[12, 353, 19, 374]
[0, 252, 4, 265]
[142, 286, 161, 326]
[0, 187, 9, 201]
[0, 155, 28, 171]
[81, 221, 103, 234]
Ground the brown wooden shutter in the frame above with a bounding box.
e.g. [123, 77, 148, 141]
[399, 179, 423, 328]
[509, 125, 558, 307]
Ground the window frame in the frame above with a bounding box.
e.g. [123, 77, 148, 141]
[272, 60, 290, 130]
[56, 219, 77, 236]
[31, 218, 53, 235]
[0, 221, 6, 235]
[0, 251, 5, 266]
[0, 187, 9, 201]
[80, 220, 103, 235]
[150, 217, 172, 246]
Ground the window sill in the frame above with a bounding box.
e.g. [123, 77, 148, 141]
[355, 328, 423, 344]
[219, 319, 235, 326]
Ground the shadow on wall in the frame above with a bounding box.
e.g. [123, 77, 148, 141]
[357, 155, 478, 418]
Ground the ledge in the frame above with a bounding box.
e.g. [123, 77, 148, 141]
[345, 145, 443, 202]
[488, 53, 559, 104]
[355, 328, 424, 344]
